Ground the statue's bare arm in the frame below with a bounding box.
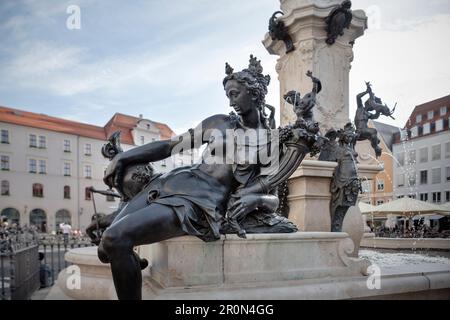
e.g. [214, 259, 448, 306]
[103, 114, 228, 189]
[356, 90, 369, 109]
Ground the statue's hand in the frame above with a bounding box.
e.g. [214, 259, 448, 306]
[228, 194, 262, 221]
[86, 213, 111, 245]
[306, 70, 313, 78]
[103, 154, 125, 191]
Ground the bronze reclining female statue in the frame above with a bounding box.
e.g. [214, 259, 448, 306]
[87, 55, 323, 300]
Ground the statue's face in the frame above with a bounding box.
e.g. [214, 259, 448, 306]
[225, 79, 255, 116]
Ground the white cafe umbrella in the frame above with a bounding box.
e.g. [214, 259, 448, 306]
[440, 202, 450, 211]
[370, 197, 450, 216]
[370, 198, 450, 231]
[358, 202, 376, 214]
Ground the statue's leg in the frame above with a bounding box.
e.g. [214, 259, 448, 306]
[368, 129, 382, 157]
[97, 189, 150, 263]
[100, 203, 186, 300]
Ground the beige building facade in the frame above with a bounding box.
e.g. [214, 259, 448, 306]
[0, 106, 181, 233]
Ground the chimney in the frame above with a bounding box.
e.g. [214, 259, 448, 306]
[139, 114, 143, 119]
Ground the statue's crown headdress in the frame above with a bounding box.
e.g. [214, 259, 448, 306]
[224, 55, 271, 94]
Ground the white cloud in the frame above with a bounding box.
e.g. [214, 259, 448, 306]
[1, 0, 448, 132]
[6, 41, 85, 77]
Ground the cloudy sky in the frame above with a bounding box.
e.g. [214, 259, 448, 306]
[0, 0, 449, 133]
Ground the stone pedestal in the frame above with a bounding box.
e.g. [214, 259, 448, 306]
[55, 247, 117, 300]
[263, 0, 367, 132]
[143, 233, 370, 299]
[287, 160, 382, 256]
[51, 237, 450, 300]
[355, 140, 380, 166]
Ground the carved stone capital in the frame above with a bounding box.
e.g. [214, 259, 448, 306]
[263, 0, 367, 57]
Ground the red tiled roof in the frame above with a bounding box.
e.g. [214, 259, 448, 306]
[104, 113, 176, 141]
[405, 95, 450, 129]
[0, 106, 176, 145]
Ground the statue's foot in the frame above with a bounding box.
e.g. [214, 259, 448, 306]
[375, 147, 382, 158]
[237, 229, 247, 239]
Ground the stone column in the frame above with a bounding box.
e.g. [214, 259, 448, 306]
[287, 160, 382, 256]
[262, 0, 367, 132]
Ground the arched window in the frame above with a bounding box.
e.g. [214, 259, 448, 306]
[64, 186, 71, 199]
[55, 209, 71, 229]
[32, 183, 43, 197]
[29, 209, 47, 232]
[1, 180, 9, 196]
[1, 207, 20, 225]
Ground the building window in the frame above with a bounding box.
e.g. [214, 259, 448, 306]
[29, 159, 37, 173]
[84, 143, 92, 156]
[445, 142, 450, 159]
[32, 183, 44, 198]
[64, 186, 71, 199]
[408, 150, 416, 165]
[106, 194, 115, 202]
[161, 159, 166, 167]
[1, 155, 10, 170]
[376, 200, 384, 205]
[146, 124, 151, 130]
[446, 191, 450, 202]
[63, 162, 71, 176]
[1, 129, 9, 144]
[432, 168, 441, 184]
[397, 174, 405, 187]
[1, 180, 10, 196]
[416, 114, 422, 123]
[376, 179, 384, 191]
[432, 192, 441, 204]
[423, 123, 430, 135]
[140, 136, 145, 145]
[29, 134, 37, 147]
[410, 126, 418, 138]
[85, 187, 92, 200]
[427, 110, 434, 120]
[397, 152, 405, 167]
[38, 135, 46, 149]
[408, 173, 416, 187]
[420, 193, 428, 202]
[408, 194, 416, 199]
[419, 147, 428, 163]
[435, 119, 443, 132]
[446, 166, 450, 182]
[64, 139, 71, 152]
[431, 145, 441, 161]
[440, 106, 447, 116]
[38, 160, 46, 174]
[420, 170, 428, 185]
[84, 165, 92, 179]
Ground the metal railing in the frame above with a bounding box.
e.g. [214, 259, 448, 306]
[1, 230, 94, 300]
[1, 234, 40, 300]
[38, 234, 93, 287]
